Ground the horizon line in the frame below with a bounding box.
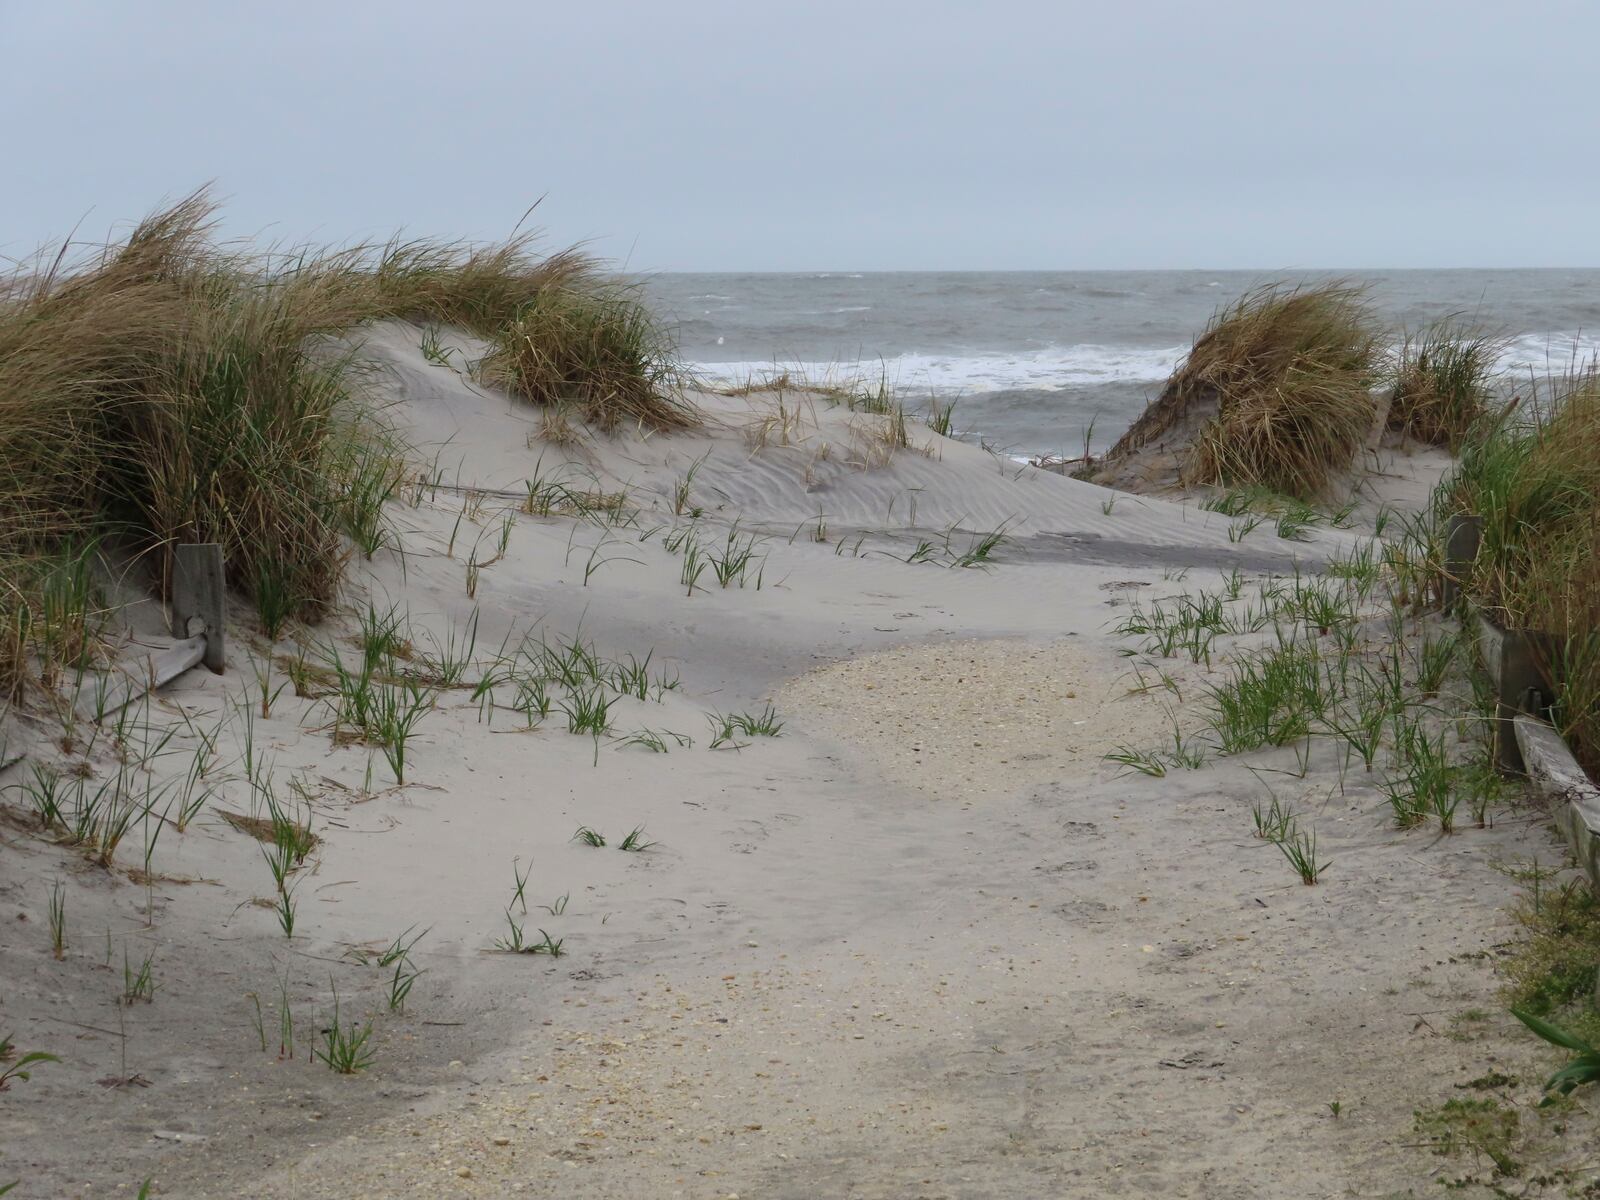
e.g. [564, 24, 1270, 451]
[641, 265, 1600, 276]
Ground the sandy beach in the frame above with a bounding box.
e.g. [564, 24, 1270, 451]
[1, 318, 1583, 1198]
[10, 0, 1600, 1187]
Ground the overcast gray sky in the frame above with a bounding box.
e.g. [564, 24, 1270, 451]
[4, 1, 1597, 271]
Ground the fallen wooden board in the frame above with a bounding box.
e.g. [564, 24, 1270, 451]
[1515, 713, 1600, 894]
[78, 635, 209, 723]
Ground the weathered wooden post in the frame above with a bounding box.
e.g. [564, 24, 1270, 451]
[1440, 513, 1482, 610]
[170, 543, 226, 674]
[1494, 628, 1558, 775]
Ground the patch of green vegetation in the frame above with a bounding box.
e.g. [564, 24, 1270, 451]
[1401, 863, 1600, 1188]
[1413, 1097, 1522, 1180]
[1502, 870, 1600, 1041]
[1200, 485, 1359, 539]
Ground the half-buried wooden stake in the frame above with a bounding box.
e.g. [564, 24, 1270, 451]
[1440, 513, 1482, 610]
[171, 542, 226, 674]
[1494, 627, 1564, 775]
[84, 544, 228, 722]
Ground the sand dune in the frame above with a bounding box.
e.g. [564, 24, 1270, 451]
[0, 322, 1565, 1199]
[364, 321, 1359, 562]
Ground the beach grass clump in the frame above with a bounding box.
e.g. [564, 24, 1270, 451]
[1200, 641, 1340, 754]
[494, 912, 565, 956]
[1388, 320, 1504, 448]
[0, 194, 389, 678]
[1251, 794, 1295, 841]
[0, 192, 688, 705]
[321, 641, 436, 784]
[1445, 374, 1600, 611]
[1381, 717, 1458, 830]
[1442, 370, 1600, 773]
[1510, 543, 1600, 780]
[477, 283, 693, 433]
[370, 236, 594, 332]
[312, 983, 376, 1073]
[1547, 623, 1600, 784]
[706, 704, 784, 749]
[0, 544, 109, 700]
[617, 825, 656, 852]
[1276, 826, 1328, 885]
[1110, 281, 1382, 499]
[1186, 283, 1382, 497]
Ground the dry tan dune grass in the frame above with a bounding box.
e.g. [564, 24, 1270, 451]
[1388, 320, 1504, 448]
[477, 283, 693, 432]
[0, 190, 688, 700]
[1106, 281, 1383, 499]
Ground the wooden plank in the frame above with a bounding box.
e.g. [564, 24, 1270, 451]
[1515, 714, 1600, 895]
[83, 635, 208, 723]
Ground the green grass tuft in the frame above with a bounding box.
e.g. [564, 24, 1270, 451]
[1442, 370, 1600, 773]
[1387, 319, 1502, 449]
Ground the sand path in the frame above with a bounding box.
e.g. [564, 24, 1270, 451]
[169, 638, 1543, 1199]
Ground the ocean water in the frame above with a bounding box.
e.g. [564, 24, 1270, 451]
[644, 271, 1600, 458]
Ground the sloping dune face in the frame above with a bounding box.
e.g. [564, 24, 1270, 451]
[356, 319, 1354, 564]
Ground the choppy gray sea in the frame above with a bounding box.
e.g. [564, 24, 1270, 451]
[644, 270, 1600, 458]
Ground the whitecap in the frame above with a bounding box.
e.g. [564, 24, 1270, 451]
[1494, 330, 1600, 376]
[689, 344, 1187, 393]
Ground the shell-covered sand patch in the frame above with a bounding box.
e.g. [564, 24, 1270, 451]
[782, 637, 1177, 802]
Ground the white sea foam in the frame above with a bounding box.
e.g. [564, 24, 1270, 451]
[690, 344, 1187, 394]
[693, 331, 1600, 397]
[1495, 331, 1600, 376]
